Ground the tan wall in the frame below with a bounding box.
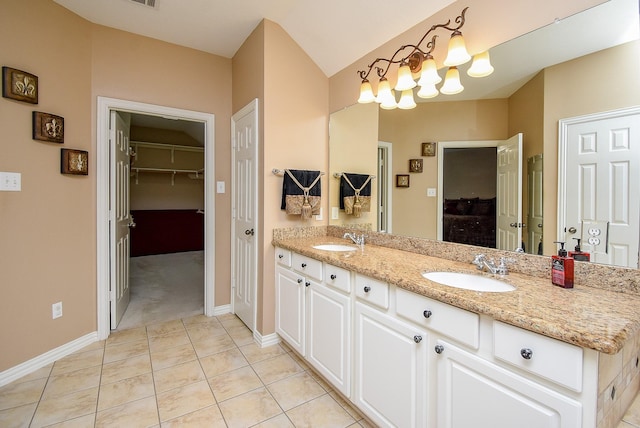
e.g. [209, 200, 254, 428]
[0, 0, 94, 370]
[380, 99, 508, 238]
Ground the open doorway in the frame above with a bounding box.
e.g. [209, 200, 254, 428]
[96, 97, 215, 340]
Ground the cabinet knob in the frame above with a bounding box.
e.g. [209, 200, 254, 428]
[305, 281, 310, 287]
[363, 286, 371, 293]
[301, 263, 307, 268]
[330, 274, 337, 280]
[297, 278, 303, 284]
[435, 345, 444, 354]
[413, 335, 423, 343]
[423, 310, 432, 319]
[278, 254, 284, 259]
[520, 348, 533, 360]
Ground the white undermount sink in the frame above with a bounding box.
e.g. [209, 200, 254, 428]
[312, 244, 358, 252]
[422, 271, 515, 292]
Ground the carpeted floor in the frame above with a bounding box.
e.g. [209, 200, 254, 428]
[117, 250, 204, 331]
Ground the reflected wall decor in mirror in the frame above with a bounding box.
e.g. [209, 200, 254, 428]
[329, 0, 640, 268]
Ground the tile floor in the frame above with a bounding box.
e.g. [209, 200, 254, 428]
[0, 313, 373, 427]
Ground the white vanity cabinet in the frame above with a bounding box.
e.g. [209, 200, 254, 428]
[275, 265, 307, 355]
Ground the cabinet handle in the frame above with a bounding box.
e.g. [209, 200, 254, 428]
[435, 345, 444, 354]
[363, 286, 371, 293]
[301, 263, 307, 268]
[413, 335, 423, 343]
[330, 274, 337, 280]
[520, 348, 533, 360]
[305, 281, 310, 287]
[423, 310, 432, 319]
[297, 278, 303, 284]
[278, 254, 284, 259]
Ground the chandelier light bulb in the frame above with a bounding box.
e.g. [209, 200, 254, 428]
[397, 89, 417, 109]
[375, 78, 395, 105]
[440, 67, 464, 95]
[417, 56, 442, 86]
[467, 51, 494, 78]
[417, 82, 439, 99]
[443, 31, 471, 66]
[394, 63, 417, 91]
[357, 79, 376, 103]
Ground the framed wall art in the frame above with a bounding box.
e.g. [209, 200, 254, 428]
[33, 112, 64, 143]
[61, 149, 89, 175]
[409, 158, 423, 173]
[396, 174, 409, 188]
[422, 142, 436, 157]
[2, 66, 38, 104]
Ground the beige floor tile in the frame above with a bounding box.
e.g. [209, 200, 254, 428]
[161, 404, 226, 427]
[252, 354, 304, 385]
[0, 377, 48, 411]
[252, 413, 295, 427]
[77, 340, 106, 353]
[153, 360, 206, 394]
[617, 422, 637, 428]
[185, 322, 228, 342]
[226, 324, 254, 346]
[12, 364, 53, 384]
[42, 365, 102, 399]
[208, 366, 263, 402]
[329, 390, 365, 420]
[218, 387, 282, 428]
[267, 372, 325, 411]
[31, 386, 99, 427]
[98, 372, 155, 411]
[183, 314, 222, 327]
[107, 326, 147, 346]
[147, 319, 186, 338]
[288, 350, 311, 371]
[199, 347, 249, 378]
[192, 334, 236, 358]
[95, 396, 158, 428]
[100, 353, 151, 385]
[623, 393, 640, 425]
[0, 402, 37, 428]
[103, 338, 149, 364]
[50, 349, 104, 376]
[150, 342, 197, 372]
[286, 394, 355, 428]
[156, 380, 216, 422]
[148, 331, 191, 353]
[352, 418, 377, 428]
[239, 343, 286, 365]
[307, 369, 333, 392]
[46, 413, 95, 427]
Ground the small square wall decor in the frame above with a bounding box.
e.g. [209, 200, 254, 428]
[422, 142, 436, 157]
[33, 112, 64, 143]
[409, 159, 423, 173]
[2, 66, 38, 104]
[396, 174, 410, 187]
[61, 149, 89, 175]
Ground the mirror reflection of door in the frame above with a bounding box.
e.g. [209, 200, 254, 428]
[527, 154, 544, 255]
[377, 141, 392, 233]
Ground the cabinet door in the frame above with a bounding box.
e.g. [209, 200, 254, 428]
[435, 340, 582, 428]
[275, 266, 305, 355]
[307, 282, 351, 398]
[354, 302, 428, 428]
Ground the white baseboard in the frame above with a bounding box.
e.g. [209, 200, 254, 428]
[212, 304, 231, 316]
[254, 331, 281, 348]
[0, 332, 98, 387]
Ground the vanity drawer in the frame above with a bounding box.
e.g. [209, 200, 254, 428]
[292, 253, 323, 281]
[275, 248, 291, 267]
[493, 321, 583, 392]
[355, 274, 389, 309]
[324, 264, 351, 293]
[396, 287, 479, 349]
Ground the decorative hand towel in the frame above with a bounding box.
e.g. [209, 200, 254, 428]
[281, 169, 322, 219]
[340, 173, 372, 217]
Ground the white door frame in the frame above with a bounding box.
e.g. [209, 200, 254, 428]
[96, 96, 215, 340]
[378, 141, 393, 233]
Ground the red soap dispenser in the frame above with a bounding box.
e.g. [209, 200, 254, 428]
[551, 241, 574, 289]
[569, 238, 591, 262]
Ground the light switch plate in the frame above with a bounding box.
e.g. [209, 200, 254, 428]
[216, 181, 225, 193]
[427, 188, 436, 197]
[0, 172, 21, 191]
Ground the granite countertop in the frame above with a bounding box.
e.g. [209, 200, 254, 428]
[273, 236, 640, 354]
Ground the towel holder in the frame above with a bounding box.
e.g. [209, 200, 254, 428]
[272, 168, 325, 176]
[333, 172, 376, 179]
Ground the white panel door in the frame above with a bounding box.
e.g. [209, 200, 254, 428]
[561, 109, 640, 268]
[496, 133, 523, 251]
[527, 154, 544, 255]
[110, 111, 131, 329]
[231, 99, 259, 330]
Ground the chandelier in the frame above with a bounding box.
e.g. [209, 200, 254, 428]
[357, 7, 494, 109]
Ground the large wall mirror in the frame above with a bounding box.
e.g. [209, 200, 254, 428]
[329, 0, 640, 268]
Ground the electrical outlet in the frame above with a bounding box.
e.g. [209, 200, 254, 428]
[52, 302, 63, 319]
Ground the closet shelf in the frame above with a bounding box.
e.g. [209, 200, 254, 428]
[131, 167, 204, 185]
[131, 140, 204, 163]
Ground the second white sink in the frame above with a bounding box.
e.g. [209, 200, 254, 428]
[313, 244, 358, 252]
[422, 271, 515, 292]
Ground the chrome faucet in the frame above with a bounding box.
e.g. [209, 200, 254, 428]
[472, 254, 513, 275]
[343, 232, 365, 248]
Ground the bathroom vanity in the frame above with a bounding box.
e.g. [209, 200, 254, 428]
[273, 231, 640, 428]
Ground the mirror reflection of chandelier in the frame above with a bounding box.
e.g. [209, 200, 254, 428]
[357, 7, 494, 109]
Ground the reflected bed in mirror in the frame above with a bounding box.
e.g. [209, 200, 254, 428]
[328, 0, 640, 268]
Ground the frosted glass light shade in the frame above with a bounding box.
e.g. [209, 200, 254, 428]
[417, 82, 439, 99]
[440, 67, 464, 95]
[417, 57, 442, 86]
[397, 89, 417, 109]
[443, 32, 471, 66]
[467, 51, 494, 77]
[395, 63, 417, 91]
[375, 78, 394, 104]
[357, 80, 376, 103]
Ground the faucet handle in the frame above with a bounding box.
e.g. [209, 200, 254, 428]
[496, 257, 515, 275]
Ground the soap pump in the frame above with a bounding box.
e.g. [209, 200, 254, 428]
[551, 241, 574, 289]
[569, 238, 590, 262]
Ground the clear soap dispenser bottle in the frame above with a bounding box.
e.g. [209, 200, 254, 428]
[552, 241, 574, 289]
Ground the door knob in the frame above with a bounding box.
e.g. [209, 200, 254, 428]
[244, 228, 254, 236]
[567, 227, 577, 234]
[128, 219, 136, 228]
